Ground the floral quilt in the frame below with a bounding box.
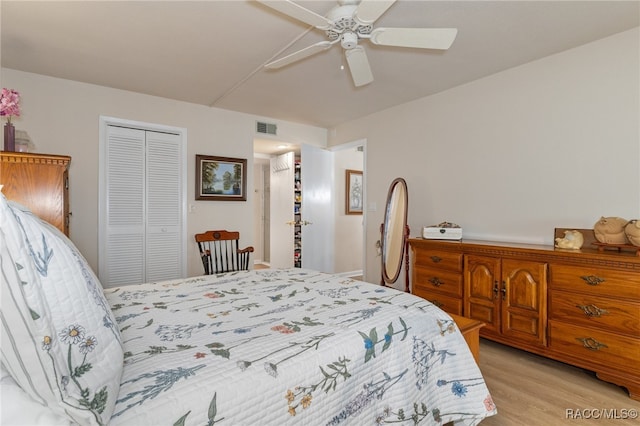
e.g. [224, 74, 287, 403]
[104, 269, 496, 425]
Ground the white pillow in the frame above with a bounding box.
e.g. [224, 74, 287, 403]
[1, 362, 73, 426]
[0, 194, 123, 425]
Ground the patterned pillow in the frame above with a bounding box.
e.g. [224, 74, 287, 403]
[0, 194, 123, 425]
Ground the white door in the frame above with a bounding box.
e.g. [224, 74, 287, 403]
[145, 132, 184, 282]
[269, 152, 295, 268]
[101, 126, 146, 286]
[301, 144, 335, 273]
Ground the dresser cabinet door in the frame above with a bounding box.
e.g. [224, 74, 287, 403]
[501, 259, 547, 346]
[465, 255, 547, 346]
[464, 255, 501, 335]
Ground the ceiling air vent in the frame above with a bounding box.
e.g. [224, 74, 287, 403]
[256, 121, 277, 136]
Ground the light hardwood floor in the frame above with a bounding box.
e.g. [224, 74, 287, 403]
[478, 339, 640, 425]
[253, 263, 270, 270]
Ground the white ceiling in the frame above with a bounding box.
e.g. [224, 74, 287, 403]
[2, 0, 638, 133]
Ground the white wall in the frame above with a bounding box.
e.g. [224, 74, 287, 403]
[0, 69, 327, 277]
[329, 28, 640, 289]
[333, 146, 364, 274]
[3, 28, 637, 286]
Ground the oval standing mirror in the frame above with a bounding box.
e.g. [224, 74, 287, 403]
[380, 178, 409, 291]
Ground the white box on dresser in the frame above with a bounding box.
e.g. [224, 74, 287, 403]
[422, 226, 463, 240]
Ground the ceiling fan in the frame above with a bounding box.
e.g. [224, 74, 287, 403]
[258, 0, 458, 87]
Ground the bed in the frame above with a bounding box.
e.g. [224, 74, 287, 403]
[0, 194, 496, 425]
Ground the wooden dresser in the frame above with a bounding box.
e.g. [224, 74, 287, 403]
[409, 237, 640, 401]
[1, 152, 71, 236]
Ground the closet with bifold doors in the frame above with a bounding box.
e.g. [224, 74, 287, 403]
[99, 122, 186, 287]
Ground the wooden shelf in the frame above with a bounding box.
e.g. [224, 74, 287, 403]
[592, 242, 640, 256]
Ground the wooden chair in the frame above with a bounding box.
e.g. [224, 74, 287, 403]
[195, 230, 254, 274]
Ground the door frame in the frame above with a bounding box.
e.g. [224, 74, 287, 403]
[329, 138, 367, 279]
[252, 138, 367, 277]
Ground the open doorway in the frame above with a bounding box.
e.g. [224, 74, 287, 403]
[253, 138, 365, 276]
[253, 140, 299, 268]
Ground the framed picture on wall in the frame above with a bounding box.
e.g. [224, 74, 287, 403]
[345, 169, 363, 215]
[196, 155, 247, 201]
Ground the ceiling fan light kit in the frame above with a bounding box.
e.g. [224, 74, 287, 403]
[341, 32, 358, 49]
[259, 0, 458, 87]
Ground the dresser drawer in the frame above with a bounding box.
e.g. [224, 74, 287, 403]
[548, 320, 640, 372]
[549, 290, 640, 336]
[412, 288, 463, 316]
[549, 264, 640, 299]
[413, 266, 463, 297]
[413, 250, 462, 272]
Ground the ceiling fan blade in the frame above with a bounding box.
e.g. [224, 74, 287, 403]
[257, 0, 331, 29]
[370, 27, 458, 50]
[345, 46, 374, 87]
[354, 0, 396, 25]
[265, 41, 333, 69]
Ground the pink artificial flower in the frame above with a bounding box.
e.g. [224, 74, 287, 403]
[0, 88, 21, 123]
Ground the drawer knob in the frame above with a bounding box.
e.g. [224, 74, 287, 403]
[580, 275, 605, 286]
[430, 255, 442, 263]
[576, 337, 608, 351]
[431, 299, 444, 308]
[576, 304, 609, 318]
[429, 277, 444, 287]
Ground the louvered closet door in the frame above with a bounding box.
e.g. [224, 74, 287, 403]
[145, 132, 182, 282]
[104, 126, 146, 286]
[101, 125, 184, 287]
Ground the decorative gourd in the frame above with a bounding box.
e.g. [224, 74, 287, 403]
[624, 220, 640, 246]
[593, 217, 629, 244]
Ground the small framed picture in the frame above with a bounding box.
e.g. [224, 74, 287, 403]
[345, 169, 363, 215]
[196, 155, 247, 201]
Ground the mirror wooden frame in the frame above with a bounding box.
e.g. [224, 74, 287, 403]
[380, 178, 410, 292]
